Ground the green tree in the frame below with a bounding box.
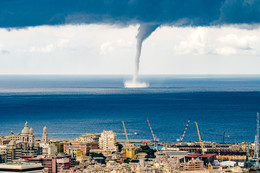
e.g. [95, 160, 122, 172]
[115, 142, 123, 152]
[86, 152, 105, 158]
[140, 145, 156, 156]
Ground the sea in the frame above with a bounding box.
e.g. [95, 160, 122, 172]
[0, 75, 260, 144]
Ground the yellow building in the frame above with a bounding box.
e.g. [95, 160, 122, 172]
[9, 132, 20, 141]
[76, 150, 90, 163]
[124, 143, 136, 160]
[76, 133, 100, 143]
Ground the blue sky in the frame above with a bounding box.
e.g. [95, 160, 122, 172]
[0, 0, 259, 74]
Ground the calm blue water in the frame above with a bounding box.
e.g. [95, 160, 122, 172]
[0, 75, 260, 143]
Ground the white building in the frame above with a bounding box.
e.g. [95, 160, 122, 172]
[99, 130, 117, 152]
[41, 126, 48, 143]
[40, 143, 57, 156]
[9, 122, 34, 145]
[0, 162, 43, 173]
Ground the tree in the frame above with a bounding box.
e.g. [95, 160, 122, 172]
[115, 142, 123, 152]
[86, 152, 105, 158]
[140, 145, 156, 156]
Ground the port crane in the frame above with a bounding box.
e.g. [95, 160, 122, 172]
[177, 118, 191, 142]
[221, 131, 230, 144]
[147, 117, 159, 150]
[122, 121, 130, 144]
[121, 121, 136, 159]
[254, 112, 259, 168]
[206, 131, 230, 143]
[194, 122, 204, 155]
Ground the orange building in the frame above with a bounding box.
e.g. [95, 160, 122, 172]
[63, 141, 98, 156]
[217, 155, 246, 161]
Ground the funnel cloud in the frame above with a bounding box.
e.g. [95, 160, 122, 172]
[133, 24, 159, 81]
[125, 24, 159, 88]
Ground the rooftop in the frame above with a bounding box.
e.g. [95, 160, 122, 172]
[0, 162, 43, 169]
[185, 153, 202, 158]
[200, 154, 216, 158]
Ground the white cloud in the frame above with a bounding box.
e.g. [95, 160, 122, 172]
[58, 39, 69, 47]
[100, 41, 114, 55]
[0, 45, 3, 53]
[214, 34, 257, 55]
[214, 47, 238, 55]
[0, 24, 259, 74]
[173, 27, 260, 56]
[29, 44, 54, 53]
[174, 27, 207, 55]
[28, 39, 69, 53]
[0, 43, 9, 54]
[100, 39, 133, 55]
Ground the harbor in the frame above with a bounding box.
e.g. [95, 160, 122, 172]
[1, 113, 260, 172]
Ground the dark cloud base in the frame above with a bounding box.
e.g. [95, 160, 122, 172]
[0, 0, 259, 28]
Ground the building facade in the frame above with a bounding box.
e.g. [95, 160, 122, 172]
[6, 122, 41, 162]
[40, 143, 57, 156]
[6, 141, 40, 163]
[63, 141, 98, 156]
[9, 122, 35, 144]
[42, 126, 48, 143]
[0, 162, 43, 173]
[21, 154, 71, 173]
[181, 159, 204, 171]
[99, 130, 117, 152]
[76, 133, 100, 143]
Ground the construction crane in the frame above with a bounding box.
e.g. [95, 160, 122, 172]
[177, 118, 191, 142]
[254, 112, 259, 168]
[121, 121, 136, 160]
[194, 122, 204, 155]
[206, 131, 230, 143]
[222, 131, 230, 144]
[248, 145, 251, 159]
[147, 117, 159, 150]
[122, 121, 130, 143]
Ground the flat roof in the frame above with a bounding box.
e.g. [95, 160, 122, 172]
[0, 162, 43, 170]
[186, 154, 202, 158]
[200, 154, 216, 158]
